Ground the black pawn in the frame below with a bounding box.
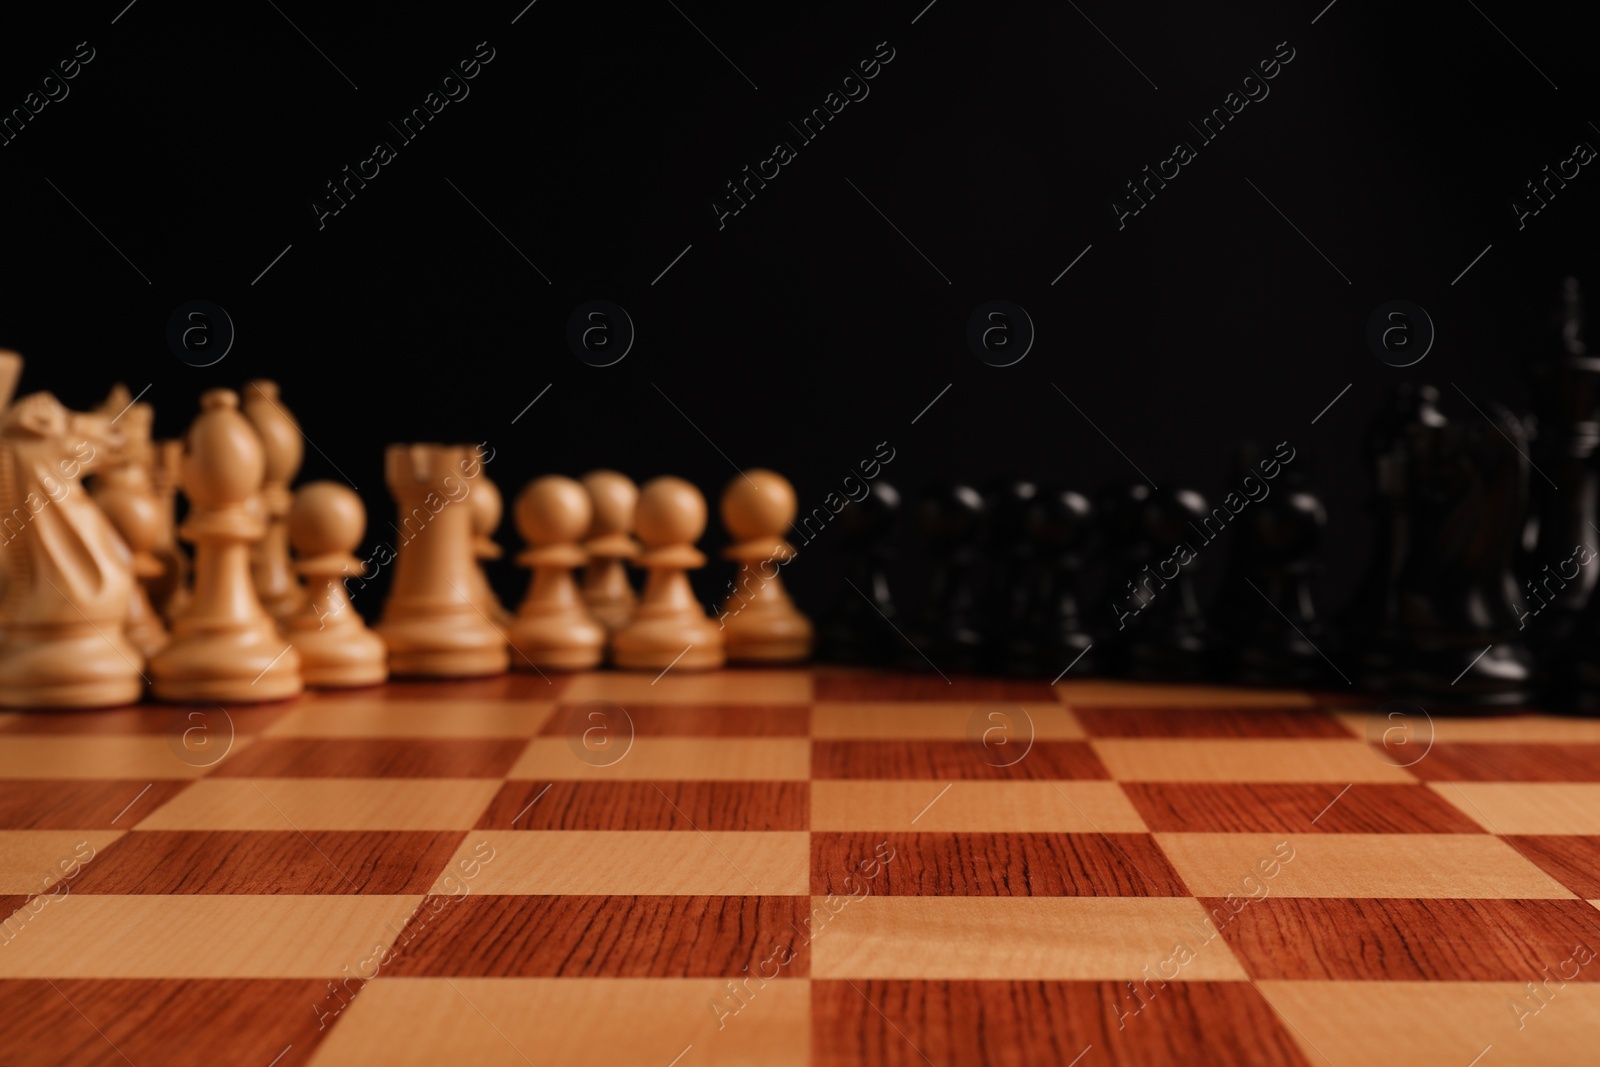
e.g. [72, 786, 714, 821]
[979, 478, 1037, 670]
[1341, 383, 1447, 686]
[903, 483, 987, 673]
[1096, 480, 1156, 673]
[817, 480, 901, 665]
[1006, 487, 1098, 677]
[1121, 487, 1212, 680]
[1216, 458, 1334, 687]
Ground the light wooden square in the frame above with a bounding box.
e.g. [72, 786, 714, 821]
[1155, 832, 1574, 898]
[308, 977, 810, 1067]
[1258, 980, 1600, 1067]
[0, 830, 122, 893]
[808, 896, 1248, 980]
[1430, 783, 1600, 835]
[0, 894, 421, 977]
[265, 700, 557, 738]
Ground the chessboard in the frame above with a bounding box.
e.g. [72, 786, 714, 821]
[0, 669, 1597, 1067]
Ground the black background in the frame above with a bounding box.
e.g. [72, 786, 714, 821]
[1, 0, 1596, 630]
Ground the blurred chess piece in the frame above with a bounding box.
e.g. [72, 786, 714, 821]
[1211, 445, 1331, 687]
[509, 475, 605, 670]
[1526, 277, 1600, 659]
[1005, 487, 1098, 677]
[285, 481, 387, 688]
[148, 437, 191, 621]
[0, 350, 24, 607]
[0, 391, 144, 707]
[467, 473, 511, 627]
[1390, 394, 1536, 705]
[150, 389, 302, 702]
[1122, 487, 1213, 681]
[903, 483, 987, 673]
[816, 479, 900, 665]
[718, 470, 812, 662]
[241, 381, 305, 622]
[612, 476, 725, 671]
[580, 469, 639, 629]
[375, 444, 509, 677]
[89, 385, 168, 660]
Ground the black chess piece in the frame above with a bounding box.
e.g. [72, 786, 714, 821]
[1525, 277, 1600, 663]
[1095, 479, 1156, 674]
[979, 478, 1037, 670]
[1005, 487, 1099, 678]
[1390, 395, 1538, 706]
[903, 482, 987, 673]
[816, 479, 901, 665]
[1341, 383, 1447, 688]
[1122, 487, 1212, 680]
[1212, 446, 1334, 687]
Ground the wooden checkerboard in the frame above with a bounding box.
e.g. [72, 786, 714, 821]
[0, 669, 1597, 1066]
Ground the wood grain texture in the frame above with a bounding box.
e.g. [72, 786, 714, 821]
[1206, 897, 1600, 980]
[812, 980, 1312, 1067]
[1070, 704, 1352, 738]
[811, 781, 1147, 832]
[1122, 783, 1485, 834]
[1504, 835, 1600, 898]
[0, 780, 189, 829]
[814, 673, 1058, 702]
[1404, 743, 1600, 782]
[382, 894, 811, 977]
[812, 740, 1109, 779]
[0, 978, 335, 1067]
[476, 780, 809, 831]
[0, 703, 292, 735]
[538, 703, 810, 736]
[303, 672, 569, 702]
[69, 830, 467, 894]
[208, 737, 528, 778]
[811, 833, 1187, 896]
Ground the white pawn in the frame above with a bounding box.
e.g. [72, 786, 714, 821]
[719, 469, 813, 662]
[509, 476, 605, 671]
[611, 476, 725, 671]
[580, 469, 639, 630]
[468, 474, 512, 627]
[285, 482, 388, 688]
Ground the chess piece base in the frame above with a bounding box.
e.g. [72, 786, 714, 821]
[0, 627, 144, 708]
[509, 611, 605, 672]
[612, 614, 725, 671]
[290, 627, 388, 689]
[721, 604, 812, 664]
[150, 621, 302, 703]
[376, 613, 508, 679]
